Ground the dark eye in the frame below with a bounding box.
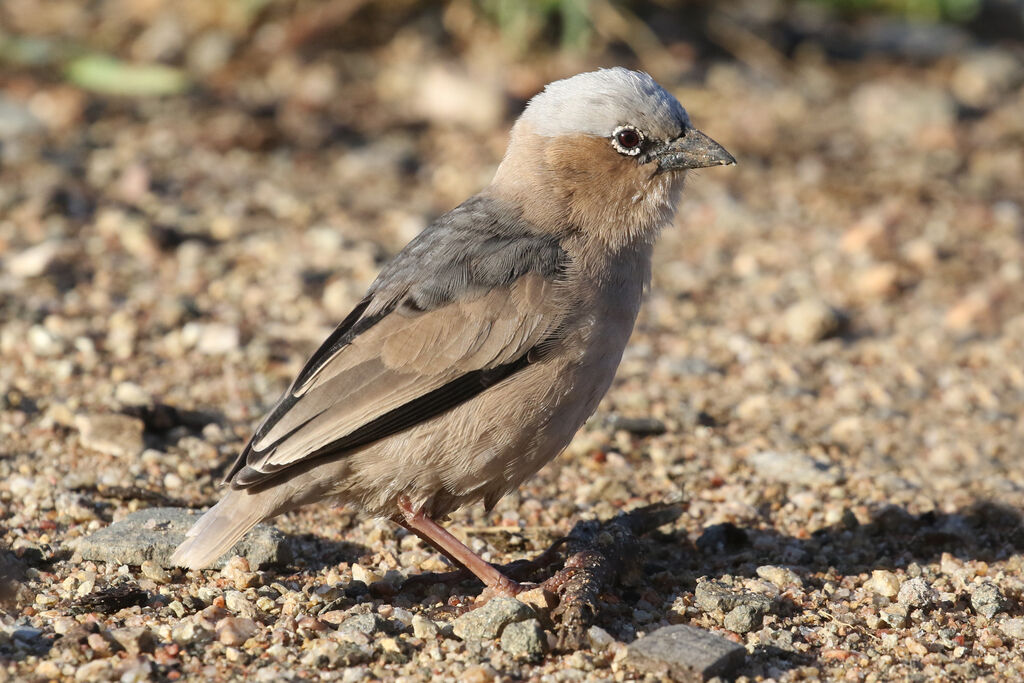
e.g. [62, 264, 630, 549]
[611, 125, 644, 156]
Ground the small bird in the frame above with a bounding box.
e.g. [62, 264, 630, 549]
[170, 68, 734, 595]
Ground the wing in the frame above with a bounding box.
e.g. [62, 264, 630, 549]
[225, 194, 570, 489]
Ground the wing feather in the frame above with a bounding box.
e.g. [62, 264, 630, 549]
[223, 193, 570, 489]
[231, 275, 563, 487]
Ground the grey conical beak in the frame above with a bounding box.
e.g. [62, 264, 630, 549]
[656, 128, 736, 172]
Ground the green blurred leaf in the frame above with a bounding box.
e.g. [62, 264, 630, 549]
[66, 55, 188, 97]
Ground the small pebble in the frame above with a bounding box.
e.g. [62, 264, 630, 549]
[412, 615, 440, 639]
[867, 570, 901, 598]
[971, 582, 1008, 618]
[140, 560, 171, 584]
[724, 604, 765, 633]
[75, 414, 145, 457]
[500, 618, 546, 659]
[756, 565, 802, 588]
[452, 598, 534, 641]
[897, 578, 937, 608]
[216, 617, 259, 646]
[782, 299, 844, 343]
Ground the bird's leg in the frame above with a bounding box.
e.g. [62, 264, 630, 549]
[394, 519, 471, 573]
[396, 495, 524, 597]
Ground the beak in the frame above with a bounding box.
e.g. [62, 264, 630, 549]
[656, 128, 736, 172]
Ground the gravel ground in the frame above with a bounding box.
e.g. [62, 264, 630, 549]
[2, 4, 1024, 681]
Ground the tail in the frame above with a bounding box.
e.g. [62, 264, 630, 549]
[169, 490, 266, 570]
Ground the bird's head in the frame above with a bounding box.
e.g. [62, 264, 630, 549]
[492, 68, 734, 250]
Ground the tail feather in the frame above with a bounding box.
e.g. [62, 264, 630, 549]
[169, 492, 265, 570]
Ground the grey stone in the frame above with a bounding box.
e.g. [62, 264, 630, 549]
[109, 627, 156, 654]
[971, 582, 1008, 618]
[68, 507, 291, 569]
[75, 413, 145, 458]
[694, 579, 772, 616]
[500, 618, 546, 659]
[724, 604, 764, 633]
[606, 414, 667, 436]
[587, 625, 616, 651]
[338, 613, 388, 635]
[626, 624, 745, 682]
[897, 577, 937, 608]
[301, 638, 372, 669]
[452, 597, 535, 641]
[748, 451, 841, 486]
[879, 605, 908, 628]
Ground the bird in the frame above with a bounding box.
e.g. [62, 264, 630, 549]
[170, 67, 734, 596]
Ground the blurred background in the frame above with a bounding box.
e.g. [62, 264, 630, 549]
[2, 2, 1024, 679]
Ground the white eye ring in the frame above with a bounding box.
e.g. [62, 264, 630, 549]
[611, 125, 644, 156]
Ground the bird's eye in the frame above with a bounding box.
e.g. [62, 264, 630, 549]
[611, 125, 644, 156]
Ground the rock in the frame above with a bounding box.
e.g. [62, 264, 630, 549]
[114, 382, 152, 408]
[748, 450, 841, 486]
[998, 617, 1024, 640]
[782, 300, 844, 343]
[755, 565, 802, 588]
[880, 605, 908, 628]
[411, 615, 440, 639]
[724, 604, 765, 633]
[867, 570, 901, 598]
[216, 616, 259, 646]
[516, 585, 557, 613]
[109, 627, 156, 655]
[461, 665, 498, 683]
[69, 507, 291, 569]
[695, 580, 771, 633]
[626, 624, 745, 682]
[587, 625, 616, 651]
[224, 590, 258, 619]
[5, 240, 64, 278]
[694, 579, 772, 614]
[452, 598, 535, 641]
[500, 618, 546, 659]
[75, 413, 145, 458]
[182, 322, 239, 355]
[606, 414, 667, 436]
[140, 560, 171, 584]
[350, 564, 381, 585]
[897, 577, 937, 608]
[339, 613, 388, 635]
[971, 582, 1008, 618]
[301, 638, 371, 669]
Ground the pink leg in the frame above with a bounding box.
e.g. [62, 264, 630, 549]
[397, 495, 523, 597]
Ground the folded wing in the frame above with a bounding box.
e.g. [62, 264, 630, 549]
[225, 195, 569, 489]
